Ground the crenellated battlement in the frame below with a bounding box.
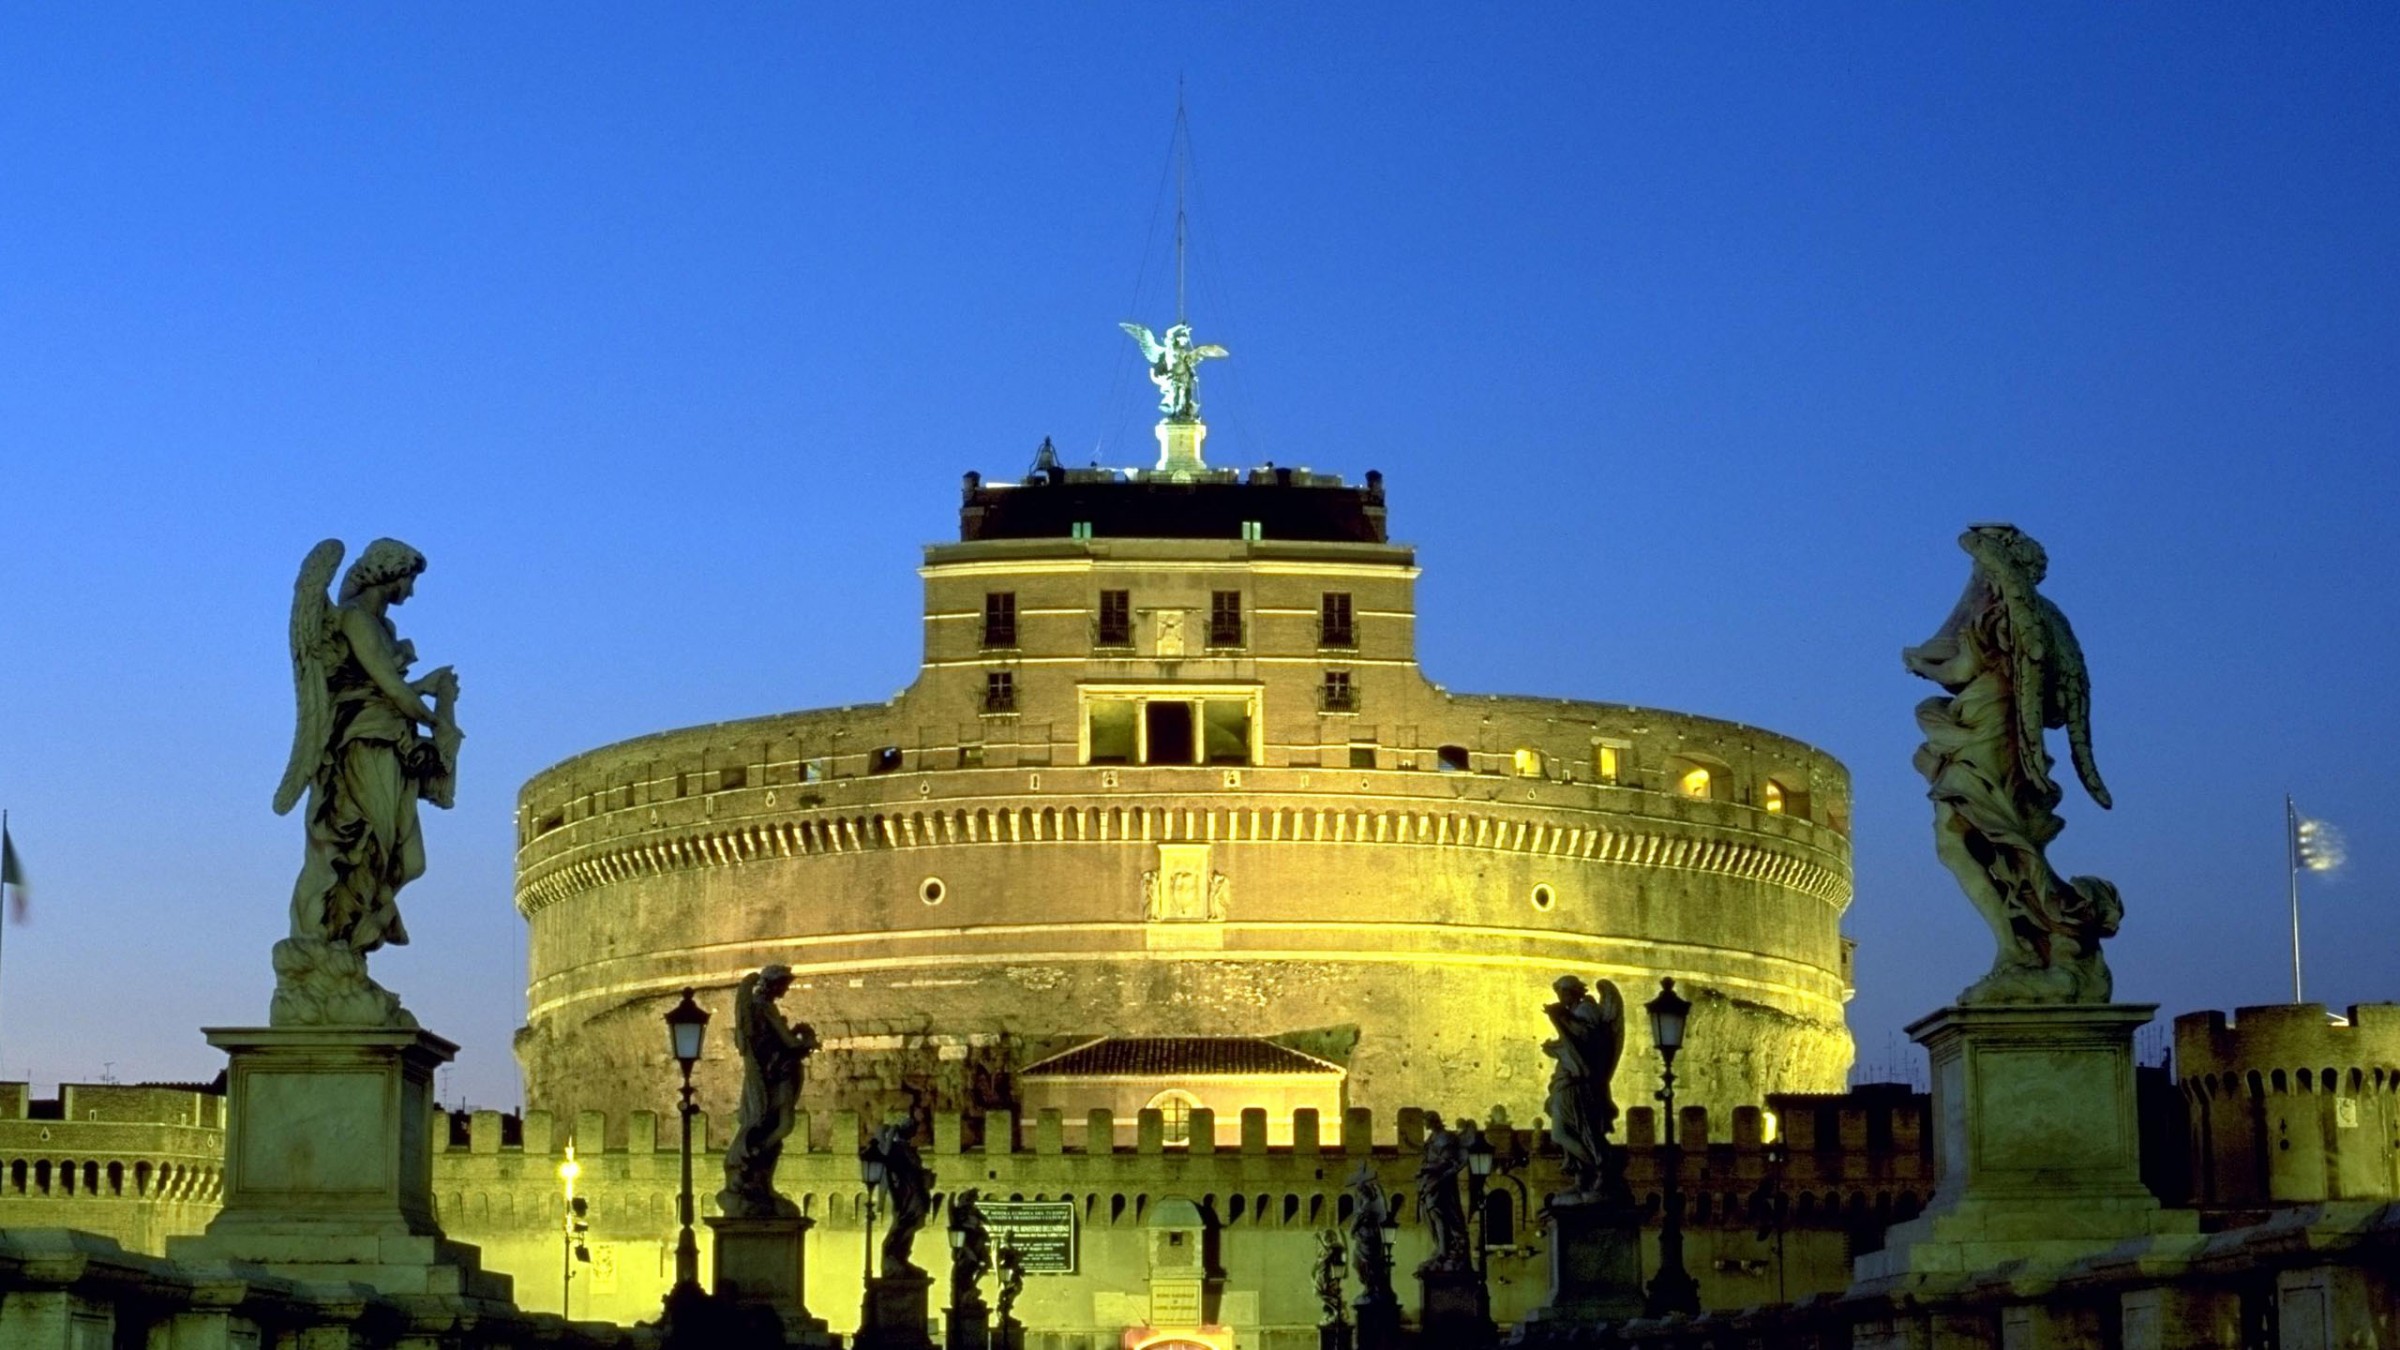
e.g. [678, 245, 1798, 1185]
[2172, 1003, 2400, 1209]
[433, 1088, 1931, 1229]
[2175, 1002, 2400, 1096]
[0, 1082, 230, 1254]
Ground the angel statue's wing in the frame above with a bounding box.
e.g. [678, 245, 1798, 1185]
[1193, 344, 1229, 360]
[2037, 595, 2111, 809]
[1119, 322, 1165, 364]
[1978, 546, 2062, 805]
[272, 539, 345, 815]
[1593, 978, 1626, 1079]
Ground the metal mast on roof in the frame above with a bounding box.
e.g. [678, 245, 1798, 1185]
[1174, 77, 1189, 326]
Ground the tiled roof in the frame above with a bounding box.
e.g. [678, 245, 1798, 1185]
[1020, 1037, 1344, 1079]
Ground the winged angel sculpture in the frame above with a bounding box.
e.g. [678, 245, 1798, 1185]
[270, 538, 461, 1027]
[1543, 974, 1628, 1200]
[1904, 525, 2119, 1004]
[1120, 321, 1227, 421]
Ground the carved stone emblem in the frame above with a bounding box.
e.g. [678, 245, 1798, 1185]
[1142, 843, 1226, 922]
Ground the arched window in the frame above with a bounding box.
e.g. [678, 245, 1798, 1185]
[1482, 1188, 1516, 1248]
[1763, 775, 1810, 818]
[1512, 748, 1544, 778]
[1678, 765, 1712, 798]
[1146, 1090, 1202, 1146]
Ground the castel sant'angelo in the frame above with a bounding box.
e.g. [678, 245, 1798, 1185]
[509, 318, 1859, 1146]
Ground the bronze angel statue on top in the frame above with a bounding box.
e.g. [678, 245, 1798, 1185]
[271, 538, 462, 1027]
[1904, 524, 2120, 1004]
[1120, 320, 1227, 421]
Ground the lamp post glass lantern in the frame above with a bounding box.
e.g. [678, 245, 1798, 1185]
[663, 988, 710, 1297]
[1643, 977, 1700, 1317]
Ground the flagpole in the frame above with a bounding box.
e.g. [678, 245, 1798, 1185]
[2286, 794, 2303, 1004]
[1, 809, 10, 1069]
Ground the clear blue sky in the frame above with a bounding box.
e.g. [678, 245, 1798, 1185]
[2, 8, 2393, 1108]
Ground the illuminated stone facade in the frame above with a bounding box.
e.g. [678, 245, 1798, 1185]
[513, 455, 1857, 1134]
[2176, 1002, 2400, 1209]
[0, 1083, 225, 1257]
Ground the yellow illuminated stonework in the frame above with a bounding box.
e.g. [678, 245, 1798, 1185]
[511, 457, 1855, 1136]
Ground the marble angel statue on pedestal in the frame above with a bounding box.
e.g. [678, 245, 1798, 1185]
[271, 539, 461, 1027]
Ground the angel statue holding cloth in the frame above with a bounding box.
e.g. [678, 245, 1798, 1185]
[270, 538, 462, 1027]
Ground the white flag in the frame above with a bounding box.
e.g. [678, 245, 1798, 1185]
[2296, 814, 2347, 874]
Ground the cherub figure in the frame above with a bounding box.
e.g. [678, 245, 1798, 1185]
[1904, 524, 2121, 1003]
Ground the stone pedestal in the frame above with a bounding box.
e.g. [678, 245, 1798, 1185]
[994, 1321, 1025, 1350]
[1525, 1196, 1642, 1326]
[1318, 1323, 1354, 1350]
[1417, 1266, 1493, 1347]
[167, 1025, 509, 1302]
[1353, 1291, 1402, 1350]
[1855, 1003, 2196, 1284]
[858, 1272, 934, 1350]
[706, 1214, 836, 1345]
[944, 1301, 991, 1350]
[1153, 417, 1208, 475]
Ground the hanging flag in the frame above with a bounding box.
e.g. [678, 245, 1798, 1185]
[0, 822, 25, 922]
[2296, 813, 2348, 875]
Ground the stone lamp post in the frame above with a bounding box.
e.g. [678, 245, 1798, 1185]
[664, 989, 711, 1299]
[1643, 978, 1700, 1318]
[1465, 1125, 1497, 1328]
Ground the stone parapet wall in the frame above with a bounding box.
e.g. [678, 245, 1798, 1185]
[1541, 1200, 2400, 1350]
[515, 703, 1849, 883]
[428, 1092, 1931, 1333]
[2176, 1003, 2400, 1209]
[0, 1228, 639, 1349]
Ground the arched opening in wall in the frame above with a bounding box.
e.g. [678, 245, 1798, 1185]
[869, 746, 902, 774]
[1512, 748, 1544, 778]
[1483, 1189, 1516, 1247]
[1436, 744, 1470, 773]
[1664, 755, 1724, 801]
[1763, 775, 1811, 819]
[107, 1161, 122, 1194]
[8, 1160, 22, 1193]
[33, 1161, 51, 1194]
[1146, 1090, 1201, 1147]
